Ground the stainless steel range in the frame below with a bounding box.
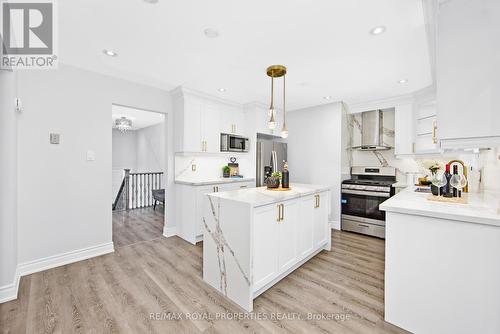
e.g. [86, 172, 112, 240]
[341, 166, 396, 239]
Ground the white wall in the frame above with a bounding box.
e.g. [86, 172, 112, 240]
[286, 102, 343, 229]
[16, 64, 174, 266]
[136, 122, 165, 173]
[0, 70, 18, 301]
[112, 129, 138, 171]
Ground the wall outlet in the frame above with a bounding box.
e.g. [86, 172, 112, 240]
[191, 164, 197, 171]
[49, 133, 60, 144]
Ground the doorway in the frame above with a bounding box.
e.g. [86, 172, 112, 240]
[111, 104, 166, 247]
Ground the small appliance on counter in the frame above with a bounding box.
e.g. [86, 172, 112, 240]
[341, 166, 397, 239]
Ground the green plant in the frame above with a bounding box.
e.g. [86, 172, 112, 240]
[222, 166, 230, 173]
[271, 171, 282, 179]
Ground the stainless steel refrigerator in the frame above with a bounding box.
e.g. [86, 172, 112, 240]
[256, 138, 287, 187]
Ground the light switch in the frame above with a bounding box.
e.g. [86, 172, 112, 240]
[49, 133, 60, 144]
[86, 150, 96, 161]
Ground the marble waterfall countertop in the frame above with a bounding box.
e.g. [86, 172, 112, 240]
[380, 186, 500, 227]
[207, 183, 331, 207]
[175, 177, 255, 186]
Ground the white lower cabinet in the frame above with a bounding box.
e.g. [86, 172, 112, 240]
[177, 181, 255, 244]
[252, 191, 329, 293]
[278, 200, 298, 273]
[313, 192, 329, 247]
[253, 205, 279, 290]
[298, 196, 315, 258]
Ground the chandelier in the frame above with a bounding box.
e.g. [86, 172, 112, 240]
[115, 117, 132, 132]
[266, 65, 288, 138]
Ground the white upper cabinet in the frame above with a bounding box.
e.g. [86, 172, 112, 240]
[173, 88, 247, 153]
[437, 0, 500, 149]
[220, 104, 245, 135]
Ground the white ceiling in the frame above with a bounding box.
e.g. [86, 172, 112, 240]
[60, 0, 432, 110]
[112, 105, 164, 130]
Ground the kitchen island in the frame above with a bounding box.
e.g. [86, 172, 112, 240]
[380, 187, 500, 334]
[203, 183, 331, 311]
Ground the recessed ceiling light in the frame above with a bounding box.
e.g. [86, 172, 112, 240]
[370, 26, 386, 36]
[218, 88, 226, 92]
[204, 28, 219, 38]
[398, 79, 408, 84]
[323, 96, 332, 100]
[103, 49, 118, 57]
[143, 0, 158, 3]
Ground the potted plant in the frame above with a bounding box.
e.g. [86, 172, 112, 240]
[266, 171, 282, 189]
[222, 165, 231, 178]
[422, 160, 442, 195]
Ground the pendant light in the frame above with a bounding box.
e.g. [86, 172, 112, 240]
[266, 65, 287, 132]
[281, 74, 288, 138]
[268, 76, 276, 129]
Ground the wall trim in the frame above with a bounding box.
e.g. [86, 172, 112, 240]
[1, 242, 114, 304]
[330, 219, 341, 230]
[163, 226, 178, 238]
[18, 242, 114, 277]
[0, 267, 20, 303]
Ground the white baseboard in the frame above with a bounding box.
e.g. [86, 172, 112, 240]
[18, 242, 114, 277]
[163, 226, 178, 238]
[330, 219, 341, 230]
[0, 268, 20, 304]
[1, 242, 114, 303]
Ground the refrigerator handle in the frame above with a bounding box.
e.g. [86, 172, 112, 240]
[256, 142, 262, 187]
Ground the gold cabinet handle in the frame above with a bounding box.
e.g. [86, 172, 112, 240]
[277, 204, 281, 222]
[281, 204, 284, 221]
[432, 120, 437, 144]
[317, 195, 320, 208]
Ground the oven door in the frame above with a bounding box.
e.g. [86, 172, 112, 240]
[341, 190, 388, 222]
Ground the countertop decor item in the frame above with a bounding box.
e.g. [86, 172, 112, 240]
[448, 159, 468, 192]
[267, 186, 292, 191]
[266, 171, 281, 189]
[427, 193, 468, 204]
[281, 162, 290, 189]
[222, 165, 230, 178]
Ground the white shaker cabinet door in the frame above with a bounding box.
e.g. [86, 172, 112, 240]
[253, 204, 279, 291]
[298, 196, 315, 259]
[313, 192, 329, 248]
[278, 200, 298, 272]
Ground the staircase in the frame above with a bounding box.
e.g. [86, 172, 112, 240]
[113, 169, 164, 211]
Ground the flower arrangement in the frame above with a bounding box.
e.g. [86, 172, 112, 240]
[422, 160, 442, 175]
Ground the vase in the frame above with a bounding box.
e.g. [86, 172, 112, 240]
[431, 184, 439, 196]
[266, 177, 280, 189]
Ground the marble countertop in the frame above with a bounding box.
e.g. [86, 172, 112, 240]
[175, 177, 255, 186]
[380, 186, 500, 227]
[208, 183, 332, 207]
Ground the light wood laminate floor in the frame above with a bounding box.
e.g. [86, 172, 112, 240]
[0, 231, 409, 334]
[112, 206, 164, 248]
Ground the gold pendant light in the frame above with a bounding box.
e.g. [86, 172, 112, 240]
[266, 65, 287, 132]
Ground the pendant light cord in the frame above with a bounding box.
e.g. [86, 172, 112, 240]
[282, 74, 286, 126]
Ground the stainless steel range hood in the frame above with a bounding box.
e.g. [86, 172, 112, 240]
[352, 110, 391, 151]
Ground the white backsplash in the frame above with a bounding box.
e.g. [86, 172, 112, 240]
[175, 154, 253, 181]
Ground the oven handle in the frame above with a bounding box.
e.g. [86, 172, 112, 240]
[341, 189, 390, 198]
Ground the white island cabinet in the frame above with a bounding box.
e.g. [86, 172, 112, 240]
[203, 184, 331, 311]
[380, 188, 500, 334]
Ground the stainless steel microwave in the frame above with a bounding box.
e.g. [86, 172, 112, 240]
[220, 133, 249, 152]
